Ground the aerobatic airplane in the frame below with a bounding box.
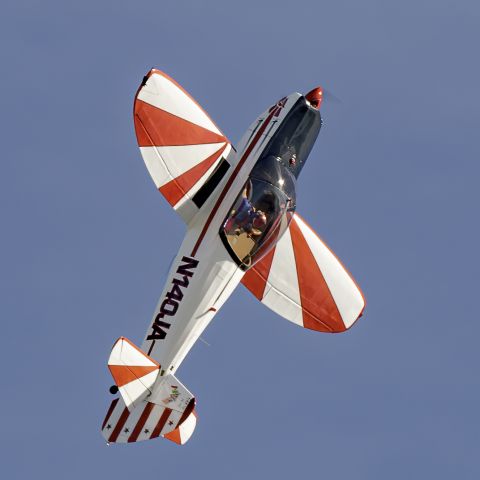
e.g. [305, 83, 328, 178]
[101, 69, 365, 445]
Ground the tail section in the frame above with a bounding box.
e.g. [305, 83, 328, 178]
[102, 337, 197, 445]
[108, 337, 160, 410]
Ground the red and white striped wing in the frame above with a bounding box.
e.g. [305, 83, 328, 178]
[134, 69, 234, 223]
[241, 214, 365, 332]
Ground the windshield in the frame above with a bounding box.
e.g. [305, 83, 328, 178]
[260, 97, 321, 179]
[220, 161, 295, 269]
[219, 97, 320, 269]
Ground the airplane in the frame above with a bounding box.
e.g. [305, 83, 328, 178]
[101, 69, 365, 445]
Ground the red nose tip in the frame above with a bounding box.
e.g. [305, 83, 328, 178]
[305, 87, 323, 109]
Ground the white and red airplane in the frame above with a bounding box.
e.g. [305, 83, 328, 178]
[101, 69, 365, 445]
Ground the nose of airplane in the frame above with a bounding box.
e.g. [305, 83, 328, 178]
[305, 87, 323, 109]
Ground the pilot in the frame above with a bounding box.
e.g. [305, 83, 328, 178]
[225, 183, 267, 237]
[245, 210, 267, 237]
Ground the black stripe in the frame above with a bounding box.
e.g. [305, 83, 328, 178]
[192, 158, 230, 208]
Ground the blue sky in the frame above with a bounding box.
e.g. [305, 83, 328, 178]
[2, 0, 479, 478]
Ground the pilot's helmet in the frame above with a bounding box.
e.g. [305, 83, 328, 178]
[253, 211, 267, 229]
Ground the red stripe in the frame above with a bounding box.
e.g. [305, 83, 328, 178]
[191, 110, 277, 256]
[163, 427, 182, 445]
[108, 364, 159, 387]
[159, 144, 226, 206]
[177, 398, 195, 428]
[128, 402, 155, 443]
[134, 99, 226, 147]
[108, 407, 130, 443]
[295, 213, 366, 318]
[150, 408, 172, 439]
[102, 398, 119, 430]
[295, 214, 366, 324]
[241, 246, 276, 299]
[289, 217, 344, 332]
[136, 69, 227, 141]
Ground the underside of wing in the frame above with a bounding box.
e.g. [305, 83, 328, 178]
[134, 69, 235, 223]
[241, 213, 365, 332]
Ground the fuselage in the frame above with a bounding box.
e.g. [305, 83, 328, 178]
[140, 92, 322, 374]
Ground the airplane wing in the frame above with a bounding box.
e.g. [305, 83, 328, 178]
[241, 213, 365, 332]
[134, 69, 235, 223]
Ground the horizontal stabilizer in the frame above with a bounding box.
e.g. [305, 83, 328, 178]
[163, 409, 197, 445]
[103, 337, 196, 444]
[101, 397, 197, 445]
[108, 337, 160, 410]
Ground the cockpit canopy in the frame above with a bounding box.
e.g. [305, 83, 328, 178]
[220, 95, 321, 270]
[261, 96, 322, 179]
[220, 157, 296, 269]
